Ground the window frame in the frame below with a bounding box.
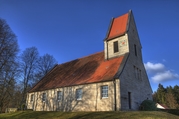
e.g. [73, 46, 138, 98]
[42, 93, 46, 102]
[76, 88, 82, 100]
[30, 94, 34, 102]
[57, 91, 62, 101]
[134, 65, 141, 80]
[101, 85, 108, 98]
[113, 41, 119, 53]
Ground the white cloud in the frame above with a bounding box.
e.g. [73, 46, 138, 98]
[151, 70, 179, 83]
[144, 62, 165, 73]
[144, 62, 179, 83]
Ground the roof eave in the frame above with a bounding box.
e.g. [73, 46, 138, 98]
[126, 10, 132, 33]
[104, 32, 126, 41]
[104, 18, 114, 41]
[28, 64, 59, 93]
[28, 78, 114, 93]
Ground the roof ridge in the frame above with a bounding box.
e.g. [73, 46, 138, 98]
[57, 51, 104, 66]
[78, 51, 103, 59]
[114, 12, 129, 19]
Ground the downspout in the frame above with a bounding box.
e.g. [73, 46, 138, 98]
[113, 79, 117, 111]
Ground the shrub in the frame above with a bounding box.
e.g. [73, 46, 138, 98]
[140, 100, 158, 111]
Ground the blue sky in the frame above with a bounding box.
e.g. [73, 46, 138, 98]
[0, 0, 179, 92]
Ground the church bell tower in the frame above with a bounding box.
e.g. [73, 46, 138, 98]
[104, 10, 142, 61]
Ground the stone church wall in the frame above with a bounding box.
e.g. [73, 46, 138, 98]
[27, 81, 119, 111]
[104, 34, 129, 60]
[119, 13, 153, 110]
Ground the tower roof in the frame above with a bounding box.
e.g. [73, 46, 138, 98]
[105, 11, 130, 41]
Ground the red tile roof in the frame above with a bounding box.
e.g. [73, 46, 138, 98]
[29, 52, 125, 92]
[106, 13, 129, 40]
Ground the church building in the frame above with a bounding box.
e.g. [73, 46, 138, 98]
[26, 10, 153, 111]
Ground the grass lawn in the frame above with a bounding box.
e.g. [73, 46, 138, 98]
[0, 110, 179, 119]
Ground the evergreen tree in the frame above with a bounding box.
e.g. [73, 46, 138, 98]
[173, 85, 179, 105]
[154, 84, 179, 109]
[157, 84, 166, 104]
[165, 92, 178, 109]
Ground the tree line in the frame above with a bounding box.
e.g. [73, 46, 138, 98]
[153, 84, 179, 109]
[0, 18, 57, 112]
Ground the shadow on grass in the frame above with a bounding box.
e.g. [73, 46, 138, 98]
[68, 111, 130, 119]
[160, 109, 179, 116]
[0, 111, 61, 119]
[1, 110, 179, 119]
[19, 111, 65, 119]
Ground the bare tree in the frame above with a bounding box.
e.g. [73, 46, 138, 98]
[38, 54, 57, 76]
[33, 54, 57, 84]
[20, 47, 39, 109]
[0, 18, 19, 112]
[10, 83, 22, 109]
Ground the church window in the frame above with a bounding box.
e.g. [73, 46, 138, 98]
[134, 44, 137, 56]
[57, 91, 62, 101]
[42, 93, 46, 102]
[101, 85, 108, 98]
[76, 88, 82, 100]
[30, 94, 34, 102]
[134, 66, 141, 80]
[134, 66, 137, 78]
[138, 69, 141, 80]
[113, 41, 119, 53]
[128, 92, 131, 109]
